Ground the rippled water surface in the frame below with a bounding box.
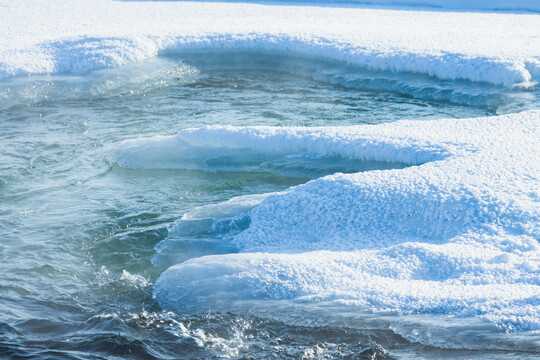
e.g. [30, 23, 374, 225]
[0, 53, 538, 359]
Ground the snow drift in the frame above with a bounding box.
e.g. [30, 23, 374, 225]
[112, 111, 540, 346]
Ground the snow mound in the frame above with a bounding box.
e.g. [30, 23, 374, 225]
[149, 111, 540, 344]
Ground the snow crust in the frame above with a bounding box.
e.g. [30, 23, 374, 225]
[141, 111, 540, 341]
[1, 0, 540, 87]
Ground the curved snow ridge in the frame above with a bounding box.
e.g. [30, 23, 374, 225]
[226, 113, 540, 254]
[112, 122, 453, 170]
[168, 35, 536, 87]
[1, 34, 536, 88]
[153, 111, 540, 337]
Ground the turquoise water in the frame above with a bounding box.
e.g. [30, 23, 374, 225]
[0, 53, 537, 359]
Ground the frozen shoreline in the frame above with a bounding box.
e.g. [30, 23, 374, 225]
[112, 111, 540, 341]
[1, 0, 539, 86]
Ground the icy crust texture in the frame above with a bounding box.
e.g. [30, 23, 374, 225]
[1, 0, 540, 87]
[140, 112, 540, 338]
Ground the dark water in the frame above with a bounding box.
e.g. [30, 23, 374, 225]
[0, 53, 537, 359]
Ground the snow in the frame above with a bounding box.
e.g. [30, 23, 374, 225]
[141, 111, 540, 340]
[1, 0, 539, 86]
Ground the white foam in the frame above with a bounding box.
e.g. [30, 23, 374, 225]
[1, 1, 539, 86]
[152, 111, 540, 345]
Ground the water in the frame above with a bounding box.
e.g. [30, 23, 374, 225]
[0, 52, 538, 359]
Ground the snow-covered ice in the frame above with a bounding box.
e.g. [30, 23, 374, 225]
[1, 0, 539, 86]
[118, 112, 540, 344]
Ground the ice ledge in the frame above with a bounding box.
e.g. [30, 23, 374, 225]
[1, 1, 539, 87]
[151, 112, 539, 336]
[0, 34, 536, 88]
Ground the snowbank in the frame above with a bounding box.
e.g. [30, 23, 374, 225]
[135, 111, 540, 342]
[1, 1, 539, 86]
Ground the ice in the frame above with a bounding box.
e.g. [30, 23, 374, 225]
[0, 57, 199, 109]
[151, 194, 271, 269]
[111, 136, 408, 178]
[180, 193, 274, 220]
